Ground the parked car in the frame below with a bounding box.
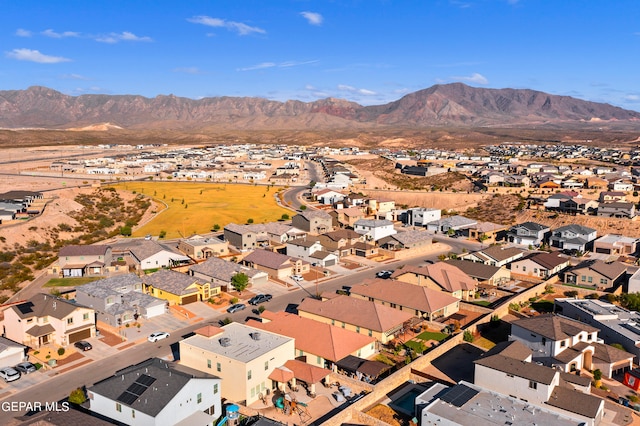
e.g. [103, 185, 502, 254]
[148, 331, 170, 343]
[376, 270, 393, 279]
[248, 294, 272, 305]
[291, 275, 304, 282]
[13, 362, 36, 374]
[74, 340, 92, 351]
[0, 367, 21, 382]
[227, 303, 246, 314]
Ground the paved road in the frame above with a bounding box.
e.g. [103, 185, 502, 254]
[0, 233, 481, 423]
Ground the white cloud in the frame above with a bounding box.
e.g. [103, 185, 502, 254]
[451, 73, 489, 85]
[238, 62, 276, 71]
[173, 67, 204, 74]
[301, 11, 323, 26]
[95, 32, 152, 43]
[15, 29, 32, 37]
[5, 48, 71, 63]
[42, 29, 80, 38]
[61, 73, 89, 80]
[238, 60, 317, 71]
[337, 84, 377, 95]
[625, 94, 640, 102]
[187, 16, 265, 35]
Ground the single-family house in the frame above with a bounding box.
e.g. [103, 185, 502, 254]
[75, 274, 166, 327]
[249, 311, 377, 372]
[349, 278, 460, 321]
[543, 191, 579, 210]
[378, 230, 432, 251]
[599, 191, 627, 203]
[224, 223, 258, 251]
[143, 269, 208, 305]
[509, 314, 633, 378]
[329, 207, 366, 228]
[353, 219, 397, 241]
[445, 259, 510, 286]
[112, 240, 192, 271]
[467, 221, 508, 243]
[458, 245, 524, 267]
[549, 224, 597, 252]
[87, 357, 222, 425]
[242, 249, 309, 280]
[510, 252, 570, 279]
[557, 197, 598, 215]
[189, 257, 268, 292]
[179, 323, 294, 406]
[297, 295, 414, 344]
[177, 235, 229, 260]
[399, 207, 441, 227]
[3, 293, 96, 348]
[317, 229, 366, 257]
[593, 234, 638, 255]
[425, 215, 477, 234]
[597, 202, 636, 219]
[506, 221, 550, 247]
[0, 337, 27, 367]
[314, 188, 345, 205]
[563, 260, 628, 290]
[58, 244, 112, 277]
[391, 262, 477, 300]
[291, 210, 333, 234]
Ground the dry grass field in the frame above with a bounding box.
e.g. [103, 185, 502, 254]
[109, 182, 291, 238]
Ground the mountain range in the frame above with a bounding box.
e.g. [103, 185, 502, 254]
[1, 83, 639, 130]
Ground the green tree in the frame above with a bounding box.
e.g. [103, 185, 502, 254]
[231, 273, 249, 294]
[212, 224, 221, 231]
[299, 205, 307, 211]
[281, 213, 290, 220]
[463, 330, 474, 342]
[120, 225, 132, 236]
[247, 218, 254, 224]
[68, 388, 86, 405]
[159, 230, 166, 239]
[620, 293, 640, 311]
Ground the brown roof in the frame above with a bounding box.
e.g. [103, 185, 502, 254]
[511, 314, 599, 340]
[298, 295, 413, 333]
[12, 293, 87, 320]
[568, 259, 628, 280]
[249, 311, 375, 362]
[445, 259, 505, 281]
[350, 278, 460, 314]
[321, 229, 362, 241]
[243, 249, 297, 270]
[426, 262, 476, 292]
[483, 340, 532, 361]
[269, 365, 295, 383]
[592, 342, 634, 364]
[525, 252, 569, 270]
[545, 385, 603, 419]
[559, 371, 592, 388]
[194, 325, 224, 338]
[475, 354, 557, 385]
[59, 244, 110, 257]
[25, 323, 56, 337]
[479, 245, 524, 262]
[283, 359, 331, 384]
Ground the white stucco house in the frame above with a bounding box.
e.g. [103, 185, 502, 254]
[353, 219, 397, 241]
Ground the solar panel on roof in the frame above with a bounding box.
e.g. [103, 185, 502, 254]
[116, 391, 138, 405]
[440, 384, 479, 407]
[137, 374, 156, 386]
[126, 382, 147, 395]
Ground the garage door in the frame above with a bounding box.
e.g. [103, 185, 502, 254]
[68, 328, 91, 343]
[324, 259, 336, 267]
[181, 294, 199, 305]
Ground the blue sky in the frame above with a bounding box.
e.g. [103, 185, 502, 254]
[1, 0, 639, 111]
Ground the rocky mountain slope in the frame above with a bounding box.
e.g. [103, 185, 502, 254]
[0, 83, 638, 130]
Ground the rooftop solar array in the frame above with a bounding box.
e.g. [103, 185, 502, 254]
[439, 384, 479, 407]
[116, 374, 157, 405]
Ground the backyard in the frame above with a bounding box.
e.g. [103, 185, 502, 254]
[109, 182, 291, 238]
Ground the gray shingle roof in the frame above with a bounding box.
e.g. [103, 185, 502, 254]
[189, 257, 261, 281]
[12, 293, 87, 320]
[474, 354, 557, 385]
[89, 358, 219, 417]
[243, 249, 298, 270]
[59, 244, 110, 257]
[143, 270, 203, 295]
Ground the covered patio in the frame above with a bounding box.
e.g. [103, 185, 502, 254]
[269, 359, 332, 398]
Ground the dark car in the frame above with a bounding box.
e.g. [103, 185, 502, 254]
[14, 362, 37, 374]
[74, 340, 92, 351]
[248, 294, 272, 305]
[227, 303, 246, 314]
[376, 270, 393, 279]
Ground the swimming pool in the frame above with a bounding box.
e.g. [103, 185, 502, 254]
[390, 387, 424, 415]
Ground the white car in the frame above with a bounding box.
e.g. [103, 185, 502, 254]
[291, 275, 304, 282]
[0, 367, 21, 383]
[148, 332, 170, 343]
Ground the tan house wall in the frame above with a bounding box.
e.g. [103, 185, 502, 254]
[179, 338, 295, 405]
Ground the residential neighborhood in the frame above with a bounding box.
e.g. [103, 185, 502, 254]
[4, 142, 640, 426]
